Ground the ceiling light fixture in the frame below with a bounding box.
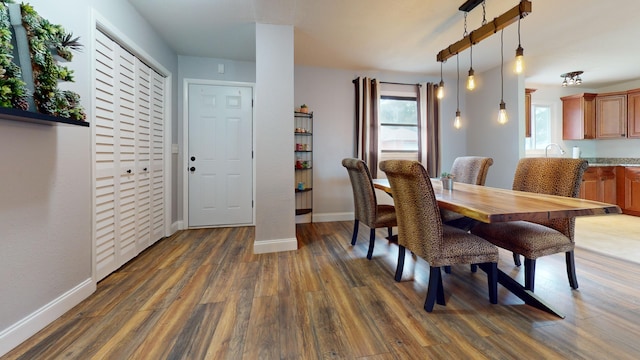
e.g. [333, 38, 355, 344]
[561, 71, 583, 87]
[437, 61, 445, 99]
[514, 5, 524, 74]
[436, 0, 532, 63]
[498, 29, 508, 125]
[454, 53, 462, 129]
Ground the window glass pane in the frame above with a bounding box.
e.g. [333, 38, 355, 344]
[533, 105, 551, 149]
[380, 98, 417, 125]
[380, 125, 418, 151]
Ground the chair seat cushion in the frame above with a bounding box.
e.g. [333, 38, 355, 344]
[471, 221, 574, 259]
[374, 204, 397, 228]
[430, 225, 499, 267]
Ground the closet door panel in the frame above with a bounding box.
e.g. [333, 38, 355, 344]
[150, 70, 165, 243]
[94, 30, 118, 279]
[135, 58, 152, 250]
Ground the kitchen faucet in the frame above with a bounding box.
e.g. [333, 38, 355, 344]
[545, 143, 566, 157]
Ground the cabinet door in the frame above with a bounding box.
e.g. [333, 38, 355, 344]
[627, 90, 640, 138]
[580, 167, 598, 201]
[562, 93, 596, 140]
[624, 168, 640, 212]
[600, 167, 617, 204]
[596, 93, 627, 139]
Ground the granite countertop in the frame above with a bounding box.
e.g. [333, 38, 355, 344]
[582, 158, 640, 167]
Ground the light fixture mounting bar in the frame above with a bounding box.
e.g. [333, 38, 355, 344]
[459, 0, 484, 12]
[437, 0, 532, 63]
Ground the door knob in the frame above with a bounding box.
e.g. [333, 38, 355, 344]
[191, 156, 196, 161]
[143, 167, 148, 171]
[126, 169, 132, 174]
[190, 167, 196, 172]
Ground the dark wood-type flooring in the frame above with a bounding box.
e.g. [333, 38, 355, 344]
[4, 221, 640, 359]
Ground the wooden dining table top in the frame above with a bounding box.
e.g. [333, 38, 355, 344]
[373, 178, 622, 224]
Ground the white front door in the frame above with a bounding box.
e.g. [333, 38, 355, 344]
[188, 84, 253, 227]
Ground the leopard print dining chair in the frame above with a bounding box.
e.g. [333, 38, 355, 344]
[441, 156, 494, 228]
[342, 158, 397, 260]
[379, 160, 498, 312]
[471, 157, 589, 292]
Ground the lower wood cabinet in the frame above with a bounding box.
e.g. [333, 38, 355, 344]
[579, 166, 616, 204]
[621, 167, 640, 216]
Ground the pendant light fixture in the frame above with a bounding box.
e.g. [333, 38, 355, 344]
[498, 29, 508, 125]
[437, 61, 445, 99]
[454, 53, 462, 129]
[467, 44, 475, 90]
[514, 4, 524, 74]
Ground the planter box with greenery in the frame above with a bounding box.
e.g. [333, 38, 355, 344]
[0, 0, 86, 125]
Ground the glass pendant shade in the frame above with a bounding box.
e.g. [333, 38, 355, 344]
[437, 80, 444, 99]
[514, 45, 524, 74]
[466, 68, 475, 90]
[454, 110, 461, 129]
[498, 101, 508, 124]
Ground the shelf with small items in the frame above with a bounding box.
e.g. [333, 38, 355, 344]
[295, 108, 313, 222]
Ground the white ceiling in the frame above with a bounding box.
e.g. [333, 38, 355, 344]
[128, 0, 640, 88]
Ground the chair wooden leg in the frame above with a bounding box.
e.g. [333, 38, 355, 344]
[395, 246, 406, 282]
[566, 251, 579, 289]
[366, 228, 375, 260]
[444, 266, 451, 274]
[350, 220, 360, 245]
[424, 266, 445, 312]
[486, 262, 498, 304]
[513, 252, 521, 267]
[524, 258, 536, 291]
[387, 227, 393, 239]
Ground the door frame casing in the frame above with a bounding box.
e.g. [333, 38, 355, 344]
[182, 79, 256, 228]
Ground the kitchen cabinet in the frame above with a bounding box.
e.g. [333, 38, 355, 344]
[525, 88, 536, 138]
[596, 92, 627, 139]
[561, 93, 597, 140]
[621, 167, 640, 216]
[579, 166, 616, 205]
[627, 90, 640, 138]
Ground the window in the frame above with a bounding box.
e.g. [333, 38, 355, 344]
[525, 104, 551, 150]
[379, 96, 418, 152]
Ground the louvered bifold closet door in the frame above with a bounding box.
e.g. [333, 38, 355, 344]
[150, 70, 165, 244]
[93, 30, 166, 281]
[135, 58, 152, 250]
[115, 45, 139, 266]
[94, 30, 118, 280]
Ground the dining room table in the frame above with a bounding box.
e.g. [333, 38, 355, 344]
[372, 178, 622, 318]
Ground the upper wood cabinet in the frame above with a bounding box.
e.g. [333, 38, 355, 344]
[525, 88, 536, 138]
[596, 92, 627, 139]
[561, 93, 597, 140]
[627, 90, 640, 138]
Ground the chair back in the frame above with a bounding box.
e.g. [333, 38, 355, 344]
[450, 156, 494, 185]
[441, 156, 493, 223]
[512, 157, 589, 238]
[379, 160, 442, 262]
[342, 158, 379, 227]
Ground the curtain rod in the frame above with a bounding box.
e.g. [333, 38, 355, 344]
[352, 78, 423, 86]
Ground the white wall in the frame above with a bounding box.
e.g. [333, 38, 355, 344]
[465, 65, 524, 189]
[0, 0, 177, 355]
[253, 24, 297, 252]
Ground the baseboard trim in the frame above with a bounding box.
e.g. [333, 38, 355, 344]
[253, 237, 298, 254]
[170, 220, 183, 234]
[0, 278, 95, 357]
[312, 212, 353, 223]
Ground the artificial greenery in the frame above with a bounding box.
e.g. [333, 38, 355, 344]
[0, 1, 29, 110]
[19, 2, 85, 120]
